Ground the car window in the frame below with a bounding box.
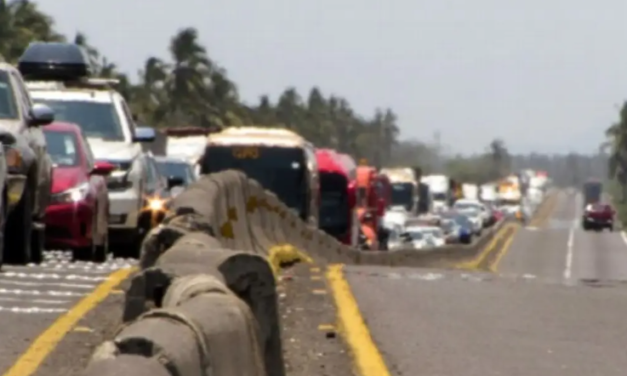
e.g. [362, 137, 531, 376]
[0, 71, 19, 120]
[43, 130, 80, 167]
[34, 99, 124, 141]
[157, 160, 195, 185]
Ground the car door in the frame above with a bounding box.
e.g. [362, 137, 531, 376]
[9, 70, 51, 218]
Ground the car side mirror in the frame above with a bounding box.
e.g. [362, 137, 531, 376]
[167, 176, 185, 190]
[28, 103, 54, 126]
[132, 126, 156, 143]
[91, 161, 115, 176]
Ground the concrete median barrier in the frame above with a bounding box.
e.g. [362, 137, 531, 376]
[85, 170, 529, 376]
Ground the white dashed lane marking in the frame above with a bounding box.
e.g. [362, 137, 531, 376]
[0, 251, 136, 314]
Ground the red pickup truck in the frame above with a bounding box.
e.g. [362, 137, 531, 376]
[581, 203, 615, 231]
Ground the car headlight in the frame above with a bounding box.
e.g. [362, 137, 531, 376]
[147, 196, 166, 211]
[51, 182, 89, 204]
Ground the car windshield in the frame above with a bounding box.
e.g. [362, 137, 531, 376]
[455, 202, 480, 211]
[421, 228, 443, 237]
[404, 231, 424, 241]
[156, 160, 196, 186]
[449, 214, 472, 228]
[34, 99, 125, 141]
[390, 182, 413, 210]
[43, 130, 80, 167]
[432, 192, 447, 201]
[201, 145, 309, 219]
[0, 71, 18, 120]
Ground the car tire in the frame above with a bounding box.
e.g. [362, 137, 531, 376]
[0, 190, 7, 269]
[30, 224, 44, 264]
[93, 235, 108, 263]
[5, 187, 34, 265]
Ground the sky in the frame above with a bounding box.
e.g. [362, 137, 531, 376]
[35, 0, 627, 155]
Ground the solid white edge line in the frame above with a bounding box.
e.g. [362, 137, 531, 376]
[563, 191, 579, 280]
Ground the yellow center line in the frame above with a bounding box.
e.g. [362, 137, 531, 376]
[326, 264, 391, 376]
[2, 267, 136, 376]
[488, 227, 519, 272]
[455, 223, 516, 270]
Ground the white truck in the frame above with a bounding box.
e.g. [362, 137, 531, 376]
[380, 167, 418, 214]
[462, 183, 479, 200]
[421, 174, 450, 212]
[480, 183, 497, 202]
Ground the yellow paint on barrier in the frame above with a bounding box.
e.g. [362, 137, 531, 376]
[2, 267, 136, 376]
[326, 264, 392, 376]
[267, 244, 312, 278]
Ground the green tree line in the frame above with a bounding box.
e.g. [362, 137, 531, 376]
[1, 0, 528, 183]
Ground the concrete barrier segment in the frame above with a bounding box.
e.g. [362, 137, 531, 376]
[82, 354, 172, 376]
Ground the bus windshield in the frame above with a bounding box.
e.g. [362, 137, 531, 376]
[319, 172, 350, 238]
[201, 145, 309, 219]
[391, 182, 413, 211]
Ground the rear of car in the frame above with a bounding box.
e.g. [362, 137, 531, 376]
[582, 203, 614, 231]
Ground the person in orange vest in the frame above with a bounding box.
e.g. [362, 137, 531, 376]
[358, 211, 378, 250]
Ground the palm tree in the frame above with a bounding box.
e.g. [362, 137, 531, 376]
[167, 27, 214, 127]
[0, 0, 64, 62]
[605, 102, 627, 201]
[488, 138, 510, 179]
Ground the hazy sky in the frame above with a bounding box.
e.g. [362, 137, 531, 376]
[35, 0, 627, 155]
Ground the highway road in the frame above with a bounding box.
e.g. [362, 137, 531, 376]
[344, 189, 627, 376]
[0, 252, 134, 376]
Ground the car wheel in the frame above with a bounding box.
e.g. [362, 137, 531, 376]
[5, 187, 34, 265]
[0, 190, 7, 268]
[30, 224, 44, 264]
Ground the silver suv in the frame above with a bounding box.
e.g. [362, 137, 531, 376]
[0, 62, 55, 265]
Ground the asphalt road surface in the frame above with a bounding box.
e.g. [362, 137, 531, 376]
[346, 189, 627, 376]
[0, 252, 134, 375]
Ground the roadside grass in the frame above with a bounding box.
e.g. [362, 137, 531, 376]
[606, 180, 627, 227]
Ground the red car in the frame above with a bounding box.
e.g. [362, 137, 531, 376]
[43, 122, 115, 262]
[582, 203, 614, 231]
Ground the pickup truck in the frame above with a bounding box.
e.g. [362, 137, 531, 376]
[581, 203, 614, 231]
